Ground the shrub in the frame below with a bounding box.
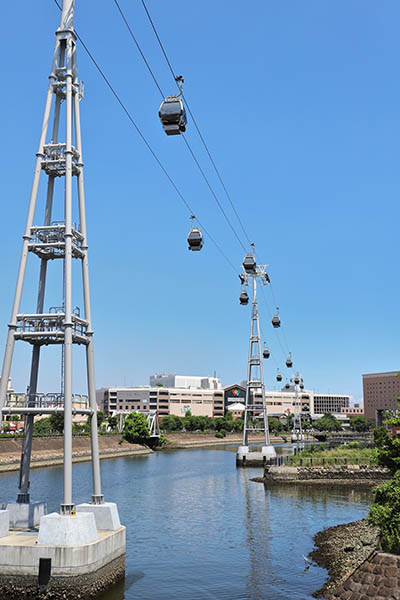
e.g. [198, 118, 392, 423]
[369, 472, 400, 554]
[215, 431, 226, 438]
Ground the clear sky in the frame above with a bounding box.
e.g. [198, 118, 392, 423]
[0, 1, 399, 403]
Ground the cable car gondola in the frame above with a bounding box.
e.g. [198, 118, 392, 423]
[159, 76, 187, 136]
[272, 308, 281, 328]
[187, 216, 203, 251]
[286, 353, 293, 368]
[300, 382, 304, 390]
[294, 374, 300, 385]
[243, 253, 256, 274]
[240, 291, 249, 305]
[263, 344, 270, 359]
[284, 380, 290, 390]
[276, 370, 282, 382]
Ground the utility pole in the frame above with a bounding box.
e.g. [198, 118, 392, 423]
[0, 0, 113, 526]
[237, 250, 276, 460]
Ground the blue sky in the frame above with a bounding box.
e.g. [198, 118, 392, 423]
[0, 1, 399, 403]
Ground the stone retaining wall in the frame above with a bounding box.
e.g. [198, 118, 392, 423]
[327, 551, 400, 599]
[0, 553, 125, 599]
[264, 465, 389, 483]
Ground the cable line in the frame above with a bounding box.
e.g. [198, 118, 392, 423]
[112, 0, 246, 252]
[138, 0, 299, 362]
[139, 0, 253, 249]
[52, 0, 238, 275]
[114, 0, 165, 98]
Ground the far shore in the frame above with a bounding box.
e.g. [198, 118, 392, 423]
[0, 432, 295, 473]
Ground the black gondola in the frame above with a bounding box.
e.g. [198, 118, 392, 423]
[285, 381, 290, 390]
[263, 344, 270, 359]
[272, 310, 281, 328]
[187, 228, 203, 251]
[159, 95, 187, 136]
[300, 382, 304, 390]
[243, 253, 256, 273]
[286, 353, 293, 368]
[240, 291, 249, 305]
[264, 272, 270, 284]
[294, 375, 300, 385]
[276, 370, 282, 382]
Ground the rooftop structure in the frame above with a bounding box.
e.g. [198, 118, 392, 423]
[149, 373, 221, 390]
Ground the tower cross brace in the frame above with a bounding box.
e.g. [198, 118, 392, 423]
[0, 0, 103, 513]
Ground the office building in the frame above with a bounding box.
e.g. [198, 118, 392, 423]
[96, 386, 224, 418]
[363, 371, 400, 423]
[313, 393, 350, 415]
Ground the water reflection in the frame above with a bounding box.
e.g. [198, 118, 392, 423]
[0, 449, 372, 600]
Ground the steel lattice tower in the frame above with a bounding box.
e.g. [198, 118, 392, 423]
[238, 255, 276, 459]
[0, 0, 104, 515]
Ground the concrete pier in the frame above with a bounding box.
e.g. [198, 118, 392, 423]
[2, 501, 46, 529]
[236, 451, 270, 467]
[0, 525, 125, 599]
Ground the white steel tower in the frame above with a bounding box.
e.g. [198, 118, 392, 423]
[0, 0, 106, 519]
[237, 251, 276, 459]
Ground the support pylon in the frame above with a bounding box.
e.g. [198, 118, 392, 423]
[237, 250, 276, 459]
[291, 374, 305, 443]
[0, 0, 104, 517]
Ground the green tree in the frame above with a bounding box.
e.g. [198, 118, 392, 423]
[97, 411, 106, 428]
[49, 413, 64, 433]
[373, 425, 400, 475]
[268, 417, 282, 433]
[313, 413, 342, 432]
[33, 417, 53, 435]
[123, 412, 150, 444]
[107, 416, 118, 431]
[349, 415, 371, 432]
[369, 472, 400, 554]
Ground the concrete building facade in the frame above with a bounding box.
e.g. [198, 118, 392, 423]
[96, 386, 225, 419]
[313, 394, 350, 415]
[363, 371, 400, 422]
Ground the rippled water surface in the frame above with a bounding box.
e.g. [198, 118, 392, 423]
[0, 446, 372, 599]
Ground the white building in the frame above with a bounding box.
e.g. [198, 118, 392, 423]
[149, 373, 222, 390]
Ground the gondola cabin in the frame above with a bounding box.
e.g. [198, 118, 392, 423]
[187, 227, 203, 251]
[159, 96, 187, 135]
[240, 291, 249, 305]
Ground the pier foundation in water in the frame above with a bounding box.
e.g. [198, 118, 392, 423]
[0, 511, 125, 599]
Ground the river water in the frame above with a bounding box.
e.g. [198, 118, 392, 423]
[0, 445, 372, 600]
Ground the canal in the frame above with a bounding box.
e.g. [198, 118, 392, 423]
[0, 446, 372, 599]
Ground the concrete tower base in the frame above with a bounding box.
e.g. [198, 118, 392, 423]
[76, 502, 121, 531]
[0, 525, 125, 600]
[2, 501, 47, 530]
[236, 444, 276, 467]
[0, 511, 9, 538]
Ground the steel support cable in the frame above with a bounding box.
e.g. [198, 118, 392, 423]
[259, 285, 288, 363]
[113, 0, 165, 98]
[138, 0, 250, 252]
[258, 321, 280, 370]
[52, 0, 238, 275]
[113, 0, 248, 253]
[181, 135, 247, 252]
[118, 0, 298, 356]
[139, 0, 300, 366]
